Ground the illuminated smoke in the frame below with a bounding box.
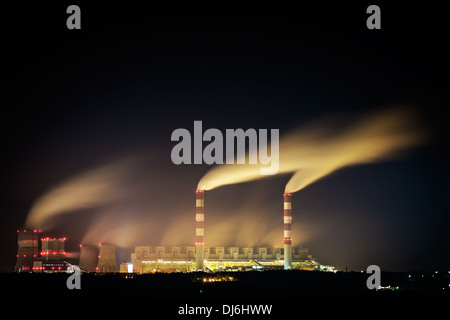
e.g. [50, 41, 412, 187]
[159, 191, 314, 248]
[24, 157, 161, 247]
[24, 107, 425, 250]
[81, 211, 149, 247]
[284, 107, 425, 193]
[198, 107, 426, 193]
[25, 161, 132, 230]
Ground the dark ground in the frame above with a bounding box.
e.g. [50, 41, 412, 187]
[2, 270, 448, 301]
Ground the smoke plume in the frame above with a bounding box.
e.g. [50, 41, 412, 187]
[198, 107, 426, 193]
[25, 160, 132, 229]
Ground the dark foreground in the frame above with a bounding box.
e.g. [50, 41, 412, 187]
[1, 270, 448, 301]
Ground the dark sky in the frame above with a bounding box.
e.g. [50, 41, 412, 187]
[1, 2, 449, 272]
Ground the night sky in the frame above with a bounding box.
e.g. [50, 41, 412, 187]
[1, 2, 449, 272]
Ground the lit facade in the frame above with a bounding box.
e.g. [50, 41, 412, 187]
[132, 246, 314, 273]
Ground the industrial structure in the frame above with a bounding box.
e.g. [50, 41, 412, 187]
[193, 190, 298, 271]
[195, 190, 205, 270]
[14, 229, 70, 273]
[284, 193, 293, 270]
[132, 245, 315, 273]
[14, 229, 40, 272]
[96, 243, 118, 273]
[15, 188, 321, 274]
[41, 236, 67, 260]
[79, 244, 98, 272]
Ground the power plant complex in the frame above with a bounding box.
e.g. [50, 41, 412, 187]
[15, 190, 328, 273]
[15, 229, 69, 273]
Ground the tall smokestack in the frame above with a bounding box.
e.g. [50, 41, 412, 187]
[195, 190, 205, 270]
[283, 193, 292, 270]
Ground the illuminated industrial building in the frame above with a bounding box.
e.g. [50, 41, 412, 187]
[14, 229, 69, 273]
[132, 246, 316, 273]
[33, 236, 69, 273]
[40, 236, 67, 260]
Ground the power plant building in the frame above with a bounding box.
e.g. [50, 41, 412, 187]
[15, 229, 71, 273]
[132, 246, 314, 273]
[40, 237, 67, 260]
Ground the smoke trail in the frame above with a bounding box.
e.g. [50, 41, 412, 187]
[25, 160, 132, 229]
[284, 107, 425, 193]
[197, 107, 426, 193]
[24, 156, 169, 247]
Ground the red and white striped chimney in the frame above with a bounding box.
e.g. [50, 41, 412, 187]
[195, 190, 205, 270]
[283, 193, 292, 270]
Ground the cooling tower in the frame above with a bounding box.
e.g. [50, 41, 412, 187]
[79, 244, 98, 272]
[14, 229, 40, 272]
[96, 244, 118, 273]
[195, 190, 205, 270]
[283, 193, 292, 270]
[41, 237, 66, 261]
